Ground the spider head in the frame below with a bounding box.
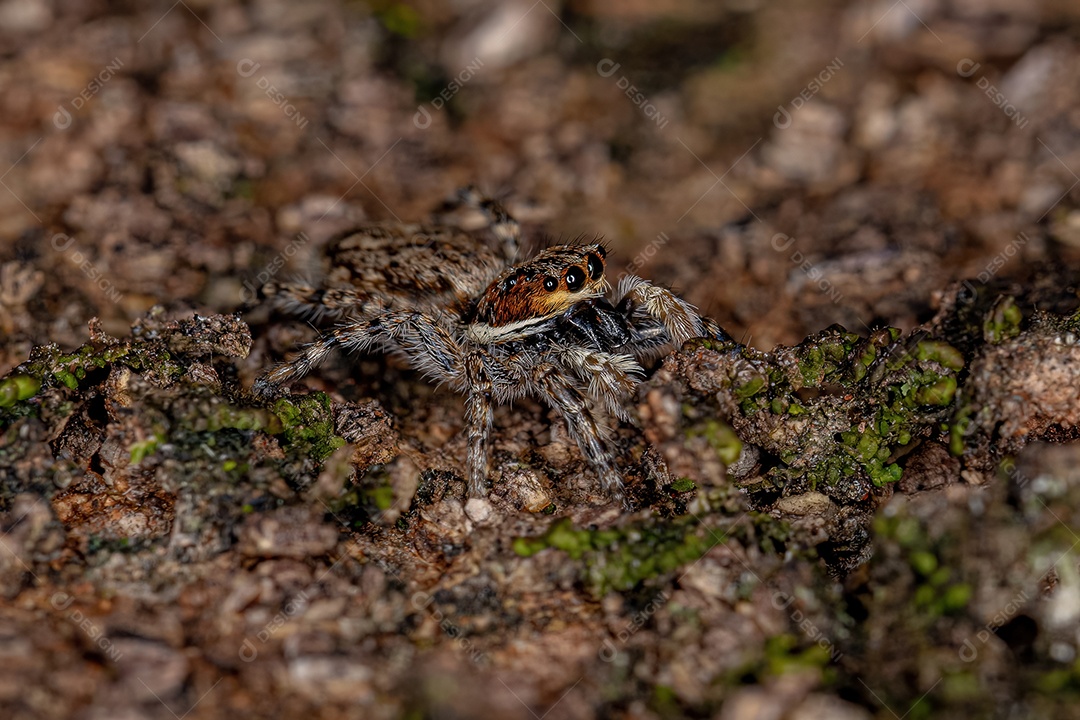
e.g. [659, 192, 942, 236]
[467, 243, 609, 340]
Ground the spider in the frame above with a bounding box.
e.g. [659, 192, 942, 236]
[254, 189, 728, 506]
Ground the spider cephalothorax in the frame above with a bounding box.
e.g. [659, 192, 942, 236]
[466, 243, 610, 341]
[255, 189, 727, 506]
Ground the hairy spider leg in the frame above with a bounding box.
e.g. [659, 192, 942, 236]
[552, 346, 643, 423]
[259, 282, 391, 323]
[457, 347, 631, 502]
[533, 366, 627, 506]
[614, 276, 709, 348]
[255, 309, 467, 394]
[459, 353, 495, 498]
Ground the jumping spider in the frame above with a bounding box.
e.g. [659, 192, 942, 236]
[255, 188, 728, 506]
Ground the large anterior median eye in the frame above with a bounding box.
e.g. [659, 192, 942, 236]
[565, 267, 585, 291]
[543, 276, 558, 291]
[586, 253, 603, 280]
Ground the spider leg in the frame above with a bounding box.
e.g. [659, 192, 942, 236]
[614, 275, 709, 348]
[460, 347, 631, 501]
[701, 316, 735, 343]
[260, 281, 380, 323]
[473, 348, 626, 504]
[258, 307, 503, 498]
[619, 310, 678, 362]
[554, 347, 643, 424]
[255, 309, 466, 394]
[536, 369, 627, 505]
[464, 387, 494, 498]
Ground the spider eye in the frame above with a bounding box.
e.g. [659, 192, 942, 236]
[586, 253, 604, 280]
[503, 275, 518, 292]
[543, 276, 559, 292]
[565, 267, 585, 291]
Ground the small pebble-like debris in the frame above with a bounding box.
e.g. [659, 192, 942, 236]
[497, 467, 553, 512]
[464, 497, 495, 525]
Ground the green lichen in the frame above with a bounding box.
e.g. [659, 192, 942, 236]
[363, 484, 395, 512]
[378, 3, 422, 38]
[0, 374, 40, 407]
[272, 393, 346, 463]
[795, 328, 862, 387]
[983, 296, 1023, 344]
[9, 337, 185, 399]
[694, 326, 964, 498]
[669, 477, 697, 493]
[915, 340, 965, 370]
[648, 685, 680, 718]
[686, 419, 743, 465]
[949, 404, 974, 456]
[851, 339, 882, 382]
[512, 516, 723, 596]
[202, 404, 283, 434]
[874, 513, 972, 617]
[720, 633, 839, 698]
[54, 369, 79, 389]
[129, 436, 162, 464]
[915, 376, 957, 406]
[763, 634, 835, 677]
[735, 376, 767, 399]
[1034, 669, 1080, 694]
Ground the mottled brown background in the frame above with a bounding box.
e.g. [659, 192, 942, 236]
[2, 1, 1080, 719]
